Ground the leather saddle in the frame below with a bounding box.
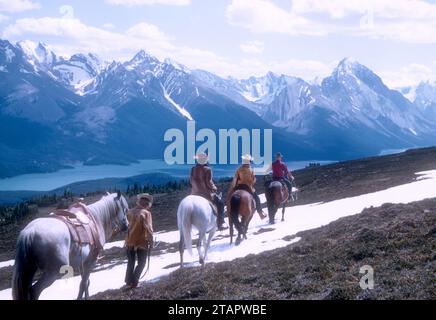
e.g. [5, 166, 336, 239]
[51, 203, 102, 250]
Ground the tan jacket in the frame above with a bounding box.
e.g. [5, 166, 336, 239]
[231, 164, 256, 192]
[190, 164, 217, 200]
[125, 207, 153, 249]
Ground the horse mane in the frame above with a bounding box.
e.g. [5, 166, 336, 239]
[87, 194, 118, 232]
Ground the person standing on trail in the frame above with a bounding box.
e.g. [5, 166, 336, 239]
[268, 152, 294, 200]
[190, 153, 226, 231]
[230, 154, 267, 219]
[124, 193, 154, 289]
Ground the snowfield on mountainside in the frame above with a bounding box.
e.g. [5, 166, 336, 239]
[1, 170, 436, 300]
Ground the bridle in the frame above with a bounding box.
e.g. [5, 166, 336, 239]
[108, 197, 128, 241]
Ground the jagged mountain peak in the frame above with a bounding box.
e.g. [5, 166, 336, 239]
[17, 40, 57, 67]
[333, 58, 363, 76]
[130, 50, 159, 64]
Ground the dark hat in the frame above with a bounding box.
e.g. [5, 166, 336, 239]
[275, 152, 283, 158]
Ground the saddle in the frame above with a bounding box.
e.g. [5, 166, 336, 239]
[51, 203, 102, 250]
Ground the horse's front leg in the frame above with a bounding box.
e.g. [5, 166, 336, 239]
[281, 203, 286, 222]
[77, 250, 96, 300]
[77, 267, 92, 300]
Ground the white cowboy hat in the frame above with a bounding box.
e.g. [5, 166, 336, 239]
[194, 153, 209, 165]
[137, 193, 153, 204]
[241, 154, 253, 164]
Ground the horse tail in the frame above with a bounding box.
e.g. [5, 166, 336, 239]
[12, 232, 35, 300]
[230, 193, 242, 233]
[177, 202, 193, 256]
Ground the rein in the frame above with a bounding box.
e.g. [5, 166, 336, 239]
[139, 237, 155, 280]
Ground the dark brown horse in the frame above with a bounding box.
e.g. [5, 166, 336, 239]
[265, 181, 289, 224]
[228, 189, 256, 245]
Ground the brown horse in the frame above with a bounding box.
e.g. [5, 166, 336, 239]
[265, 180, 289, 224]
[228, 189, 256, 245]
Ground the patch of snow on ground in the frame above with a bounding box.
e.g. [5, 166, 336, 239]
[1, 170, 436, 300]
[0, 260, 14, 269]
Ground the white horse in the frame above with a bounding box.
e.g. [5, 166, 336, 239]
[177, 195, 217, 267]
[12, 192, 129, 300]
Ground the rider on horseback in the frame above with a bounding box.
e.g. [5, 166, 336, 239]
[230, 154, 267, 219]
[269, 152, 294, 201]
[125, 193, 154, 289]
[190, 153, 226, 231]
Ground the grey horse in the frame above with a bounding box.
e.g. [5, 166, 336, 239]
[12, 192, 129, 300]
[177, 195, 217, 267]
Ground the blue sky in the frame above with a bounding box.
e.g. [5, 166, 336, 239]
[1, 0, 436, 88]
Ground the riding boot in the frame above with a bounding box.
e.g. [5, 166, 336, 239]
[252, 192, 267, 219]
[213, 194, 226, 230]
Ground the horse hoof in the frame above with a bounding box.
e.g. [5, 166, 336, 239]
[199, 258, 204, 266]
[269, 220, 275, 225]
[281, 219, 285, 222]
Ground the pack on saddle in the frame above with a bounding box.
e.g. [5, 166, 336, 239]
[50, 202, 103, 252]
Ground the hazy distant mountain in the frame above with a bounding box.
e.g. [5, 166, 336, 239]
[1, 39, 435, 178]
[413, 81, 436, 118]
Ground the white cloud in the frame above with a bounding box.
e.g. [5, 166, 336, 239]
[240, 40, 264, 54]
[0, 13, 9, 22]
[103, 23, 116, 30]
[0, 0, 40, 12]
[226, 0, 328, 36]
[292, 0, 436, 20]
[226, 0, 436, 44]
[106, 0, 191, 6]
[380, 63, 436, 89]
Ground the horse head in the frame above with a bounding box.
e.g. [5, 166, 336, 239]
[106, 191, 129, 234]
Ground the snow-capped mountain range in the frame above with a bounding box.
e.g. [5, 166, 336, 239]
[1, 39, 435, 177]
